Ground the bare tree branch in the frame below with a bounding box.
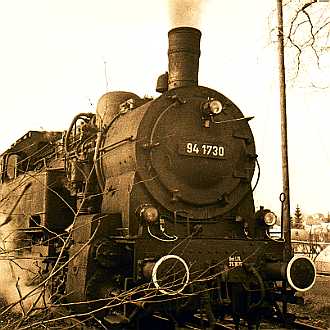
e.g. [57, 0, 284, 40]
[284, 0, 330, 84]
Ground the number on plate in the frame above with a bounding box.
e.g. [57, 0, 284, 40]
[182, 142, 225, 158]
[186, 143, 200, 154]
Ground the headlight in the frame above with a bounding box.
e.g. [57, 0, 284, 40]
[139, 205, 159, 224]
[264, 212, 277, 226]
[209, 99, 222, 115]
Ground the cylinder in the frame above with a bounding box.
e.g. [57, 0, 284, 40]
[168, 27, 201, 90]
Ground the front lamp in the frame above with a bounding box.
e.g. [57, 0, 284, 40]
[139, 205, 159, 224]
[264, 212, 277, 226]
[201, 98, 223, 117]
[209, 99, 222, 115]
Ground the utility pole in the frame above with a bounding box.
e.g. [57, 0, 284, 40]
[276, 0, 291, 317]
[276, 0, 291, 253]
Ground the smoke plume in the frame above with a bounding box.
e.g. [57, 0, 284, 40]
[168, 0, 204, 28]
[0, 217, 47, 314]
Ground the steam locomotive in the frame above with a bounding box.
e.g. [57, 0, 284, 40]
[0, 27, 316, 329]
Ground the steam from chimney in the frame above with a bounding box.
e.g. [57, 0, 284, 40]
[168, 0, 204, 28]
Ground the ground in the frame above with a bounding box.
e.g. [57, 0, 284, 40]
[289, 275, 330, 329]
[0, 276, 329, 329]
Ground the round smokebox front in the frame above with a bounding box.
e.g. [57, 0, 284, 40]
[137, 86, 256, 219]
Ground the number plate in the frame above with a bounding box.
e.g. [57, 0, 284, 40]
[228, 255, 242, 267]
[178, 142, 226, 159]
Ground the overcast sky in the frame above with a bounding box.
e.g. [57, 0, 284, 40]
[0, 0, 329, 215]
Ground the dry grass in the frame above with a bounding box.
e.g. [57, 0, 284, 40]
[289, 275, 330, 329]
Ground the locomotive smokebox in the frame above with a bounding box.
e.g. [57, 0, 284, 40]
[167, 27, 201, 90]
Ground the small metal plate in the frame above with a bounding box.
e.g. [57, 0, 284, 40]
[178, 141, 226, 159]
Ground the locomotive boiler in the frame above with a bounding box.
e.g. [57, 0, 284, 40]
[0, 27, 316, 329]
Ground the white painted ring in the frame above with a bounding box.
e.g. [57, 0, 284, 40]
[152, 254, 190, 295]
[286, 255, 316, 292]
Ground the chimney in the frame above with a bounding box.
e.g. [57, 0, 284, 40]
[167, 27, 201, 90]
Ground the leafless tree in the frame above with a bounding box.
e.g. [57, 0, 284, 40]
[272, 0, 330, 87]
